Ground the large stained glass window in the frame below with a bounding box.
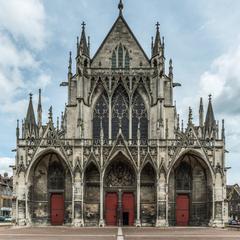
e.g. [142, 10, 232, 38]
[112, 85, 129, 139]
[93, 91, 109, 139]
[132, 92, 148, 139]
[92, 86, 148, 141]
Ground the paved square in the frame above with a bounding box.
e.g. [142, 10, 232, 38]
[0, 226, 239, 240]
[123, 227, 240, 240]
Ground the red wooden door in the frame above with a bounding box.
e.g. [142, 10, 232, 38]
[51, 194, 64, 225]
[105, 192, 118, 225]
[176, 195, 189, 226]
[122, 192, 134, 226]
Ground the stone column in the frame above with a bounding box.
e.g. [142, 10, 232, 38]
[99, 172, 105, 227]
[136, 173, 141, 226]
[118, 189, 123, 226]
[109, 98, 112, 144]
[156, 171, 168, 227]
[73, 172, 84, 226]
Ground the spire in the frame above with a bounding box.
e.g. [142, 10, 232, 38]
[152, 22, 161, 57]
[169, 58, 173, 79]
[37, 89, 42, 128]
[177, 114, 180, 131]
[221, 119, 225, 141]
[25, 93, 37, 138]
[88, 36, 90, 56]
[76, 36, 79, 57]
[181, 120, 184, 133]
[205, 94, 216, 137]
[199, 97, 204, 127]
[68, 51, 72, 74]
[57, 117, 59, 131]
[48, 106, 53, 123]
[79, 21, 89, 57]
[22, 119, 24, 138]
[61, 111, 64, 130]
[151, 36, 154, 56]
[118, 0, 124, 16]
[188, 107, 193, 125]
[16, 119, 19, 140]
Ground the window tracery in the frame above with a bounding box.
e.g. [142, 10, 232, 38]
[48, 160, 65, 190]
[112, 85, 129, 139]
[112, 44, 130, 69]
[175, 162, 191, 191]
[93, 91, 109, 139]
[132, 92, 148, 139]
[92, 85, 149, 140]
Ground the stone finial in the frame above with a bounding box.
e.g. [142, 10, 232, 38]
[118, 0, 124, 15]
[48, 106, 53, 122]
[188, 107, 193, 124]
[169, 58, 173, 79]
[68, 51, 72, 74]
[177, 114, 180, 131]
[16, 119, 20, 139]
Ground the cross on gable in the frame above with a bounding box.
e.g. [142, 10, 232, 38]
[81, 21, 86, 30]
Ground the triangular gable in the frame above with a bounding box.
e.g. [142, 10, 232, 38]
[141, 152, 157, 171]
[31, 122, 69, 161]
[105, 131, 135, 168]
[168, 125, 210, 164]
[91, 16, 150, 68]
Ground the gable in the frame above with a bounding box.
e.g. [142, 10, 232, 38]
[91, 16, 150, 68]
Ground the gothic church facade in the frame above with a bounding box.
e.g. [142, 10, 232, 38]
[13, 1, 228, 227]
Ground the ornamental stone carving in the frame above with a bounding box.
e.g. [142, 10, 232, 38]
[105, 161, 135, 187]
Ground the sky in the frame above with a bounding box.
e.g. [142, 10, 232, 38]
[0, 0, 239, 185]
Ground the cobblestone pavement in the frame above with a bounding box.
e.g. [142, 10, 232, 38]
[0, 226, 240, 240]
[0, 226, 117, 240]
[123, 227, 240, 240]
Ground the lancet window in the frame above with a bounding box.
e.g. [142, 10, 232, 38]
[93, 91, 109, 139]
[92, 85, 148, 141]
[112, 84, 129, 139]
[112, 44, 130, 69]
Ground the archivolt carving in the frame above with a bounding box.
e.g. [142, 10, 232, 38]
[105, 161, 135, 187]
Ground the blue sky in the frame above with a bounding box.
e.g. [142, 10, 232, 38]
[0, 0, 240, 185]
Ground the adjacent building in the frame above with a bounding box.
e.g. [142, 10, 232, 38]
[12, 1, 228, 227]
[0, 173, 13, 217]
[227, 184, 240, 221]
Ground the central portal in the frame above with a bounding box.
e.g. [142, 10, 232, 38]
[105, 192, 134, 226]
[104, 155, 136, 226]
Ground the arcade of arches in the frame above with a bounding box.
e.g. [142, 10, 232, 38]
[27, 151, 213, 227]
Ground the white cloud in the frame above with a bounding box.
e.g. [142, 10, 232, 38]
[0, 0, 46, 49]
[0, 157, 14, 176]
[0, 0, 51, 116]
[199, 42, 240, 115]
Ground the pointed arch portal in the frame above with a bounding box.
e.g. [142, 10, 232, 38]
[168, 153, 213, 226]
[28, 152, 72, 225]
[104, 153, 136, 226]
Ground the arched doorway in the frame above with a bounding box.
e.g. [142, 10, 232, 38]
[29, 152, 72, 225]
[140, 163, 156, 226]
[104, 154, 136, 226]
[168, 153, 212, 226]
[84, 162, 100, 226]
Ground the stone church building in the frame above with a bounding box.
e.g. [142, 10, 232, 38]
[12, 1, 228, 227]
